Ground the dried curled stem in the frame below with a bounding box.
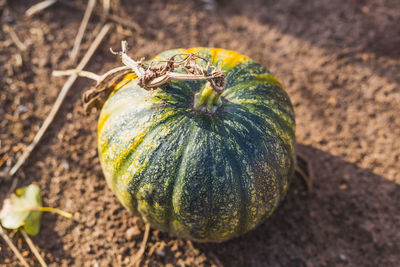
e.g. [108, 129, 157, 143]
[82, 66, 133, 113]
[83, 41, 225, 114]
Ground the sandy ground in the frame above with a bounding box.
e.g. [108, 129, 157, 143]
[0, 0, 399, 266]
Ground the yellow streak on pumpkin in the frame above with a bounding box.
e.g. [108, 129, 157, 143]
[254, 73, 282, 88]
[209, 48, 249, 70]
[98, 74, 139, 133]
[99, 85, 161, 211]
[182, 47, 203, 55]
[98, 96, 138, 134]
[114, 72, 138, 91]
[102, 107, 179, 213]
[98, 112, 110, 134]
[110, 126, 149, 187]
[102, 126, 150, 211]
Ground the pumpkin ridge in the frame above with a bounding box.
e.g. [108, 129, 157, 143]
[204, 133, 213, 238]
[126, 114, 188, 209]
[239, 100, 295, 139]
[228, 96, 295, 132]
[170, 124, 202, 238]
[224, 103, 294, 150]
[99, 107, 155, 157]
[220, 110, 291, 225]
[245, 102, 294, 143]
[223, 104, 281, 147]
[111, 112, 182, 179]
[224, 80, 292, 114]
[221, 121, 283, 229]
[225, 107, 295, 187]
[130, 115, 191, 230]
[220, 135, 249, 235]
[210, 123, 249, 236]
[222, 109, 295, 201]
[165, 120, 195, 233]
[98, 84, 162, 157]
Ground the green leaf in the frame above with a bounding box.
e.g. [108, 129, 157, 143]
[0, 184, 42, 236]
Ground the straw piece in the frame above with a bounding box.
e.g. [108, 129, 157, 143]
[9, 23, 112, 177]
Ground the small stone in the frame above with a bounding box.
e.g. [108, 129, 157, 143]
[171, 242, 179, 251]
[126, 226, 141, 240]
[175, 251, 182, 258]
[339, 184, 348, 190]
[73, 212, 81, 220]
[361, 6, 370, 14]
[156, 249, 166, 257]
[84, 243, 93, 253]
[361, 53, 370, 62]
[22, 250, 30, 257]
[327, 96, 338, 107]
[339, 254, 347, 261]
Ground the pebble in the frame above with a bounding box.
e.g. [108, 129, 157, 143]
[156, 249, 166, 257]
[339, 254, 347, 261]
[339, 184, 348, 190]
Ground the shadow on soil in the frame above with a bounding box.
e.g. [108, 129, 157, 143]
[197, 145, 400, 266]
[223, 0, 400, 60]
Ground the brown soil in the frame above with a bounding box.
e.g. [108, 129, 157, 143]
[1, 0, 399, 266]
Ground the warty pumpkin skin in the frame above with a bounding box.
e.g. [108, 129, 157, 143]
[98, 47, 296, 242]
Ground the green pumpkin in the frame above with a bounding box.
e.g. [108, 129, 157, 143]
[98, 48, 296, 242]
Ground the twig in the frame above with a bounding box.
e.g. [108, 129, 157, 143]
[102, 0, 110, 14]
[25, 0, 141, 32]
[132, 223, 150, 267]
[99, 0, 111, 30]
[53, 69, 101, 81]
[25, 0, 57, 17]
[58, 0, 142, 33]
[3, 25, 27, 51]
[8, 23, 112, 178]
[295, 151, 313, 191]
[8, 178, 18, 196]
[53, 66, 130, 83]
[70, 0, 96, 62]
[21, 230, 47, 267]
[0, 227, 30, 267]
[0, 154, 8, 168]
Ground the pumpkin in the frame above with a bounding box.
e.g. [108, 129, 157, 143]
[97, 47, 296, 242]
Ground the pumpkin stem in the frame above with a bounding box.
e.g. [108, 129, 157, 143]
[82, 41, 225, 114]
[193, 82, 223, 114]
[117, 41, 226, 114]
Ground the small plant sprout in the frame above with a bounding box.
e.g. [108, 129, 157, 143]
[0, 184, 73, 266]
[0, 183, 72, 236]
